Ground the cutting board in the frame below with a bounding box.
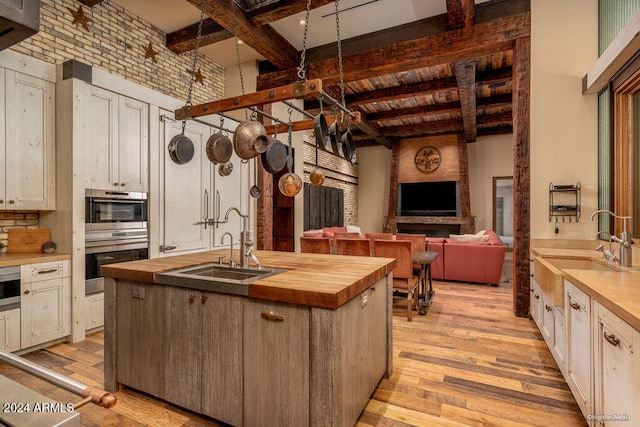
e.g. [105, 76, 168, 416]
[8, 229, 51, 253]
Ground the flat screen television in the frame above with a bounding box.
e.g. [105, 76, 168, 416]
[397, 181, 459, 216]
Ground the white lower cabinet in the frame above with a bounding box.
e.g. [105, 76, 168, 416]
[0, 308, 20, 352]
[20, 261, 71, 349]
[552, 307, 566, 374]
[565, 278, 592, 420]
[593, 301, 640, 426]
[85, 292, 104, 330]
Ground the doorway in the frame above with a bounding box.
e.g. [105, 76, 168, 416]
[493, 176, 513, 249]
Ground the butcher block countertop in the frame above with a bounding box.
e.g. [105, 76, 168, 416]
[530, 245, 640, 330]
[0, 252, 70, 267]
[101, 249, 396, 309]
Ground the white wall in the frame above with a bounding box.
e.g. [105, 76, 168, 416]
[530, 0, 599, 239]
[468, 134, 514, 232]
[357, 145, 392, 233]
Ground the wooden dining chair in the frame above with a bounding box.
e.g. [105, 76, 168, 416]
[333, 232, 362, 239]
[397, 233, 427, 269]
[365, 232, 395, 246]
[300, 237, 332, 254]
[336, 238, 371, 256]
[373, 239, 420, 321]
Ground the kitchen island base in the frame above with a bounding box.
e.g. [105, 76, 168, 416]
[104, 273, 392, 427]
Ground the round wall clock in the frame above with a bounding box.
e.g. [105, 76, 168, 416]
[414, 146, 442, 174]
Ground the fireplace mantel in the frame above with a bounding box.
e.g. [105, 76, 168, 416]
[384, 216, 475, 237]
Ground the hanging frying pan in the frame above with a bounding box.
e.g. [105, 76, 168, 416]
[329, 109, 344, 157]
[168, 133, 195, 165]
[261, 136, 288, 174]
[314, 100, 331, 152]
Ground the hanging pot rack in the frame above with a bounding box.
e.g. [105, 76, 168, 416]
[174, 79, 360, 133]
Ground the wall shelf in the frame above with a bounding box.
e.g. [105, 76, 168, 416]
[549, 182, 581, 222]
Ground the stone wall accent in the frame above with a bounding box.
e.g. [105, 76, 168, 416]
[0, 212, 40, 252]
[301, 131, 358, 226]
[9, 0, 225, 105]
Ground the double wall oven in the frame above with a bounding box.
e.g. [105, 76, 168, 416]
[85, 189, 148, 295]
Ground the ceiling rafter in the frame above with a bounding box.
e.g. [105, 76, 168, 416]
[256, 13, 529, 89]
[183, 0, 300, 69]
[167, 18, 231, 54]
[446, 0, 476, 30]
[454, 59, 478, 142]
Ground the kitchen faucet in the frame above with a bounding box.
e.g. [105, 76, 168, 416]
[220, 232, 236, 267]
[224, 207, 260, 269]
[590, 209, 633, 267]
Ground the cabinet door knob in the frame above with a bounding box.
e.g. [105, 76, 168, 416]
[201, 295, 208, 304]
[0, 200, 3, 203]
[120, 183, 126, 187]
[24, 289, 30, 295]
[603, 332, 620, 347]
[189, 294, 195, 303]
[534, 294, 540, 300]
[545, 305, 552, 312]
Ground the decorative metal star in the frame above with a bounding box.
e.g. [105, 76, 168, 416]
[144, 42, 159, 63]
[193, 67, 206, 85]
[67, 6, 92, 32]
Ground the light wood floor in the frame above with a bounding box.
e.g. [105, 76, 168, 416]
[1, 272, 587, 426]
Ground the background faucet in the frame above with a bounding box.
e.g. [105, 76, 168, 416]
[591, 209, 633, 267]
[220, 232, 235, 267]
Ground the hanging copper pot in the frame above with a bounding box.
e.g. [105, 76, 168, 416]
[278, 125, 302, 197]
[233, 120, 269, 159]
[206, 132, 233, 164]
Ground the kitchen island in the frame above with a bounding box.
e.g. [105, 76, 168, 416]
[102, 249, 396, 427]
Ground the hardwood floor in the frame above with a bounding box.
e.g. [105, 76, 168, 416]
[0, 264, 587, 426]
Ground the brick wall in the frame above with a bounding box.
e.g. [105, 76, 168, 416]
[10, 0, 225, 105]
[0, 212, 40, 252]
[301, 130, 359, 226]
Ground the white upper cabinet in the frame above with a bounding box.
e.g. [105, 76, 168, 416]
[1, 69, 55, 210]
[85, 87, 148, 192]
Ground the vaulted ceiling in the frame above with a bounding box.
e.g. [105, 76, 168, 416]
[112, 0, 532, 148]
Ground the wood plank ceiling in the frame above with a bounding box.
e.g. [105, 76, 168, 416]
[172, 0, 530, 148]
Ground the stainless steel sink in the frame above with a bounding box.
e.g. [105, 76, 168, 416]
[154, 263, 286, 296]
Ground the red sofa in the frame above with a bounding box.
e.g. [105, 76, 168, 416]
[425, 231, 506, 286]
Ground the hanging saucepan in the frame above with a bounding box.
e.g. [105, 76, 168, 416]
[168, 132, 195, 165]
[328, 109, 344, 157]
[261, 125, 288, 174]
[314, 99, 332, 152]
[206, 132, 233, 164]
[278, 124, 302, 197]
[233, 120, 269, 159]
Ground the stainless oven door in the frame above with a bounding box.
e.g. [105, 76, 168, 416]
[85, 242, 148, 295]
[0, 266, 21, 309]
[85, 189, 148, 231]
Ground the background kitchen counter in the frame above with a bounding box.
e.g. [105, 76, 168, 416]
[0, 253, 70, 267]
[102, 249, 396, 309]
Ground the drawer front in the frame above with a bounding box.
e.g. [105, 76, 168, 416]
[25, 261, 68, 282]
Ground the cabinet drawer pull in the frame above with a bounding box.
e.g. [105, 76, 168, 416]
[24, 289, 30, 295]
[545, 305, 552, 312]
[604, 332, 620, 347]
[37, 268, 59, 274]
[201, 295, 208, 304]
[261, 311, 285, 321]
[534, 294, 540, 300]
[8, 200, 15, 204]
[189, 294, 195, 304]
[569, 301, 581, 311]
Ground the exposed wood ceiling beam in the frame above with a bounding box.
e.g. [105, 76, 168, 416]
[454, 59, 477, 142]
[167, 18, 232, 54]
[183, 0, 300, 69]
[367, 101, 461, 123]
[446, 0, 476, 30]
[257, 13, 530, 89]
[246, 0, 335, 26]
